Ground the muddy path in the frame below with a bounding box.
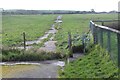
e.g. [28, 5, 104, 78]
[17, 24, 57, 50]
[17, 15, 62, 52]
[37, 24, 57, 52]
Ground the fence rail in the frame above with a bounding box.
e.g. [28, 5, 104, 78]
[89, 20, 120, 67]
[92, 19, 120, 22]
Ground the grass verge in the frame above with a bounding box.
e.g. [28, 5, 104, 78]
[1, 47, 66, 62]
[59, 45, 118, 78]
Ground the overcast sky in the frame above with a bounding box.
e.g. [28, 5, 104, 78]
[0, 0, 119, 12]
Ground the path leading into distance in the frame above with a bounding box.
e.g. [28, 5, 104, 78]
[17, 15, 62, 52]
[1, 15, 84, 79]
[1, 16, 64, 79]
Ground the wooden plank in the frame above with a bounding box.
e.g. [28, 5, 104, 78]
[96, 24, 120, 34]
[93, 20, 120, 22]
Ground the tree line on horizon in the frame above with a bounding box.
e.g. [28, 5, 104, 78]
[1, 9, 118, 15]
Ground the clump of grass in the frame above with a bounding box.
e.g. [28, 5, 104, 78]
[1, 47, 66, 62]
[59, 45, 118, 78]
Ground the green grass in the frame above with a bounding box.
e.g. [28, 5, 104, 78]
[59, 45, 118, 78]
[101, 31, 118, 65]
[93, 19, 118, 65]
[2, 14, 118, 63]
[56, 14, 118, 78]
[1, 47, 66, 61]
[2, 15, 57, 46]
[55, 14, 118, 54]
[2, 14, 117, 48]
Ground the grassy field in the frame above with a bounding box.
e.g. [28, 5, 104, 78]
[54, 14, 118, 53]
[2, 14, 117, 47]
[2, 13, 118, 60]
[2, 15, 57, 46]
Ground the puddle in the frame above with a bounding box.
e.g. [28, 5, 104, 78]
[0, 60, 65, 66]
[16, 46, 33, 50]
[53, 61, 65, 67]
[25, 34, 49, 45]
[0, 62, 41, 66]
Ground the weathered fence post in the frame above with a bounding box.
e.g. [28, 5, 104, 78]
[107, 31, 111, 52]
[117, 33, 120, 68]
[68, 32, 73, 57]
[81, 33, 86, 53]
[93, 25, 98, 44]
[101, 21, 104, 26]
[23, 32, 26, 50]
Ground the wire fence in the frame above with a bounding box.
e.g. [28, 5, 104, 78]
[89, 20, 120, 67]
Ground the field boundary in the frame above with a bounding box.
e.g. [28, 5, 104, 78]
[90, 20, 120, 67]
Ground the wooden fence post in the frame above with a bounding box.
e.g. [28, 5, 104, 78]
[101, 21, 104, 26]
[107, 31, 111, 52]
[117, 33, 120, 68]
[23, 32, 26, 50]
[93, 25, 98, 44]
[68, 32, 73, 57]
